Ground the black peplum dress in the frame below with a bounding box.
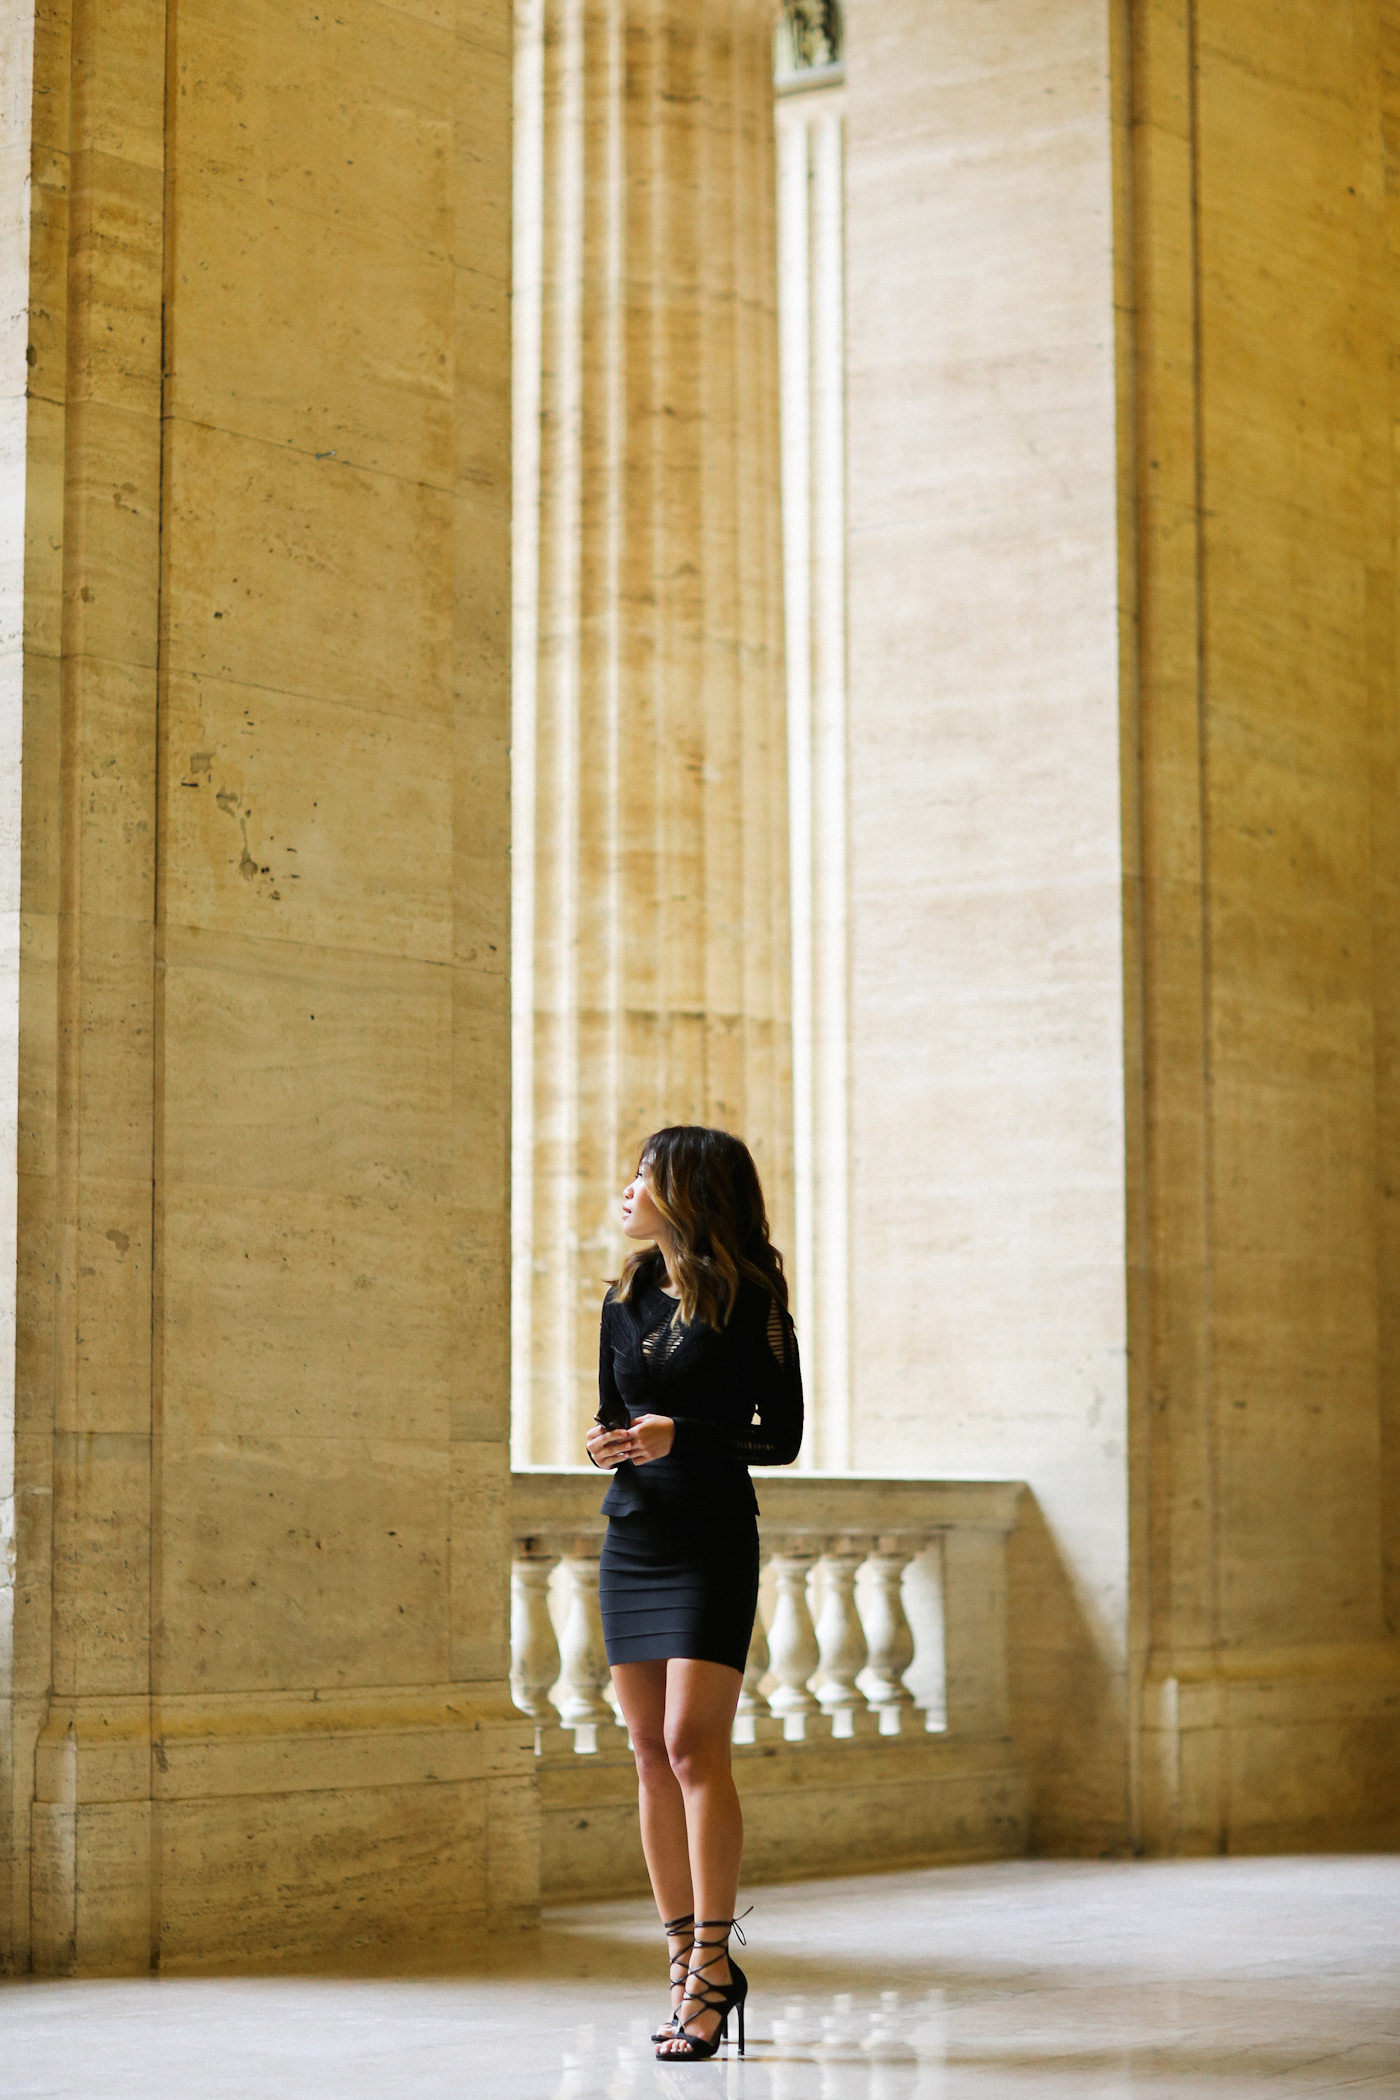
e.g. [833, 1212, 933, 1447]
[593, 1266, 804, 1673]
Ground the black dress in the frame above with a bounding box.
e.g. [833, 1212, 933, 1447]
[593, 1265, 804, 1672]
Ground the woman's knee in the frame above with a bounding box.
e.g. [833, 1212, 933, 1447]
[631, 1729, 675, 1785]
[664, 1722, 730, 1789]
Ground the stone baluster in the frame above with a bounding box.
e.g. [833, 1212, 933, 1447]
[814, 1537, 880, 1738]
[766, 1542, 830, 1740]
[554, 1540, 624, 1754]
[733, 1550, 783, 1745]
[509, 1544, 561, 1721]
[858, 1535, 921, 1735]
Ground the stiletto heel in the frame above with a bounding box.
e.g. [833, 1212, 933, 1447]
[651, 1911, 695, 2043]
[654, 1914, 750, 2061]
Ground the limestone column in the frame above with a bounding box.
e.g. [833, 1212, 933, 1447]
[511, 0, 792, 1464]
[775, 2, 848, 1464]
[22, 0, 167, 1972]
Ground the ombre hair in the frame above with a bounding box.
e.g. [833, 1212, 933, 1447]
[612, 1125, 788, 1329]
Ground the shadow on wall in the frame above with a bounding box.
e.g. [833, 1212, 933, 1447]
[1008, 1495, 1130, 1857]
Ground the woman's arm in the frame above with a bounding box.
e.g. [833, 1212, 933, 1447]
[587, 1297, 629, 1466]
[669, 1293, 804, 1469]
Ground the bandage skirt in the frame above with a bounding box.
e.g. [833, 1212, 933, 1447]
[599, 1504, 760, 1674]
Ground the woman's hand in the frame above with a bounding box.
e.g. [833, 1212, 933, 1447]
[623, 1414, 675, 1465]
[584, 1415, 675, 1468]
[586, 1422, 632, 1470]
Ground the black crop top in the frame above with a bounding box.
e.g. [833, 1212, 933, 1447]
[593, 1269, 804, 1519]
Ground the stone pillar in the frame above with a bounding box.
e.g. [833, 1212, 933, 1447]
[775, 3, 849, 1465]
[7, 0, 535, 1974]
[24, 0, 168, 1976]
[511, 0, 793, 1466]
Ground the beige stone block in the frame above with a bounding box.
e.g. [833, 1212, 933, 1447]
[450, 245, 510, 478]
[72, 0, 166, 169]
[450, 1442, 509, 1681]
[31, 1798, 154, 1976]
[156, 1432, 450, 1693]
[1207, 1086, 1334, 1261]
[66, 150, 164, 417]
[173, 0, 455, 256]
[155, 1777, 501, 1970]
[61, 398, 162, 666]
[73, 1186, 152, 1432]
[1224, 1702, 1400, 1850]
[450, 1224, 508, 1442]
[17, 911, 57, 1182]
[166, 175, 453, 485]
[33, 1696, 154, 1806]
[161, 676, 452, 960]
[161, 926, 451, 1197]
[1198, 5, 1374, 115]
[30, 9, 71, 162]
[50, 1430, 151, 1697]
[15, 1175, 56, 1434]
[160, 1184, 451, 1441]
[24, 171, 69, 409]
[71, 917, 155, 1179]
[150, 1688, 533, 1800]
[452, 969, 508, 1191]
[162, 421, 452, 719]
[21, 652, 60, 918]
[22, 393, 64, 658]
[69, 656, 158, 923]
[538, 1732, 1028, 1901]
[451, 500, 510, 696]
[1208, 720, 1370, 912]
[13, 1429, 54, 1686]
[486, 1771, 540, 1921]
[455, 0, 510, 67]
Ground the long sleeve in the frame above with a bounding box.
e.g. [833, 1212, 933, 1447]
[596, 1299, 627, 1430]
[669, 1296, 804, 1469]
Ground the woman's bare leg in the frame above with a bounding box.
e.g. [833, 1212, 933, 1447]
[610, 1659, 694, 2019]
[656, 1659, 745, 2053]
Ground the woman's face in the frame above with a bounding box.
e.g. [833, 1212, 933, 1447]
[621, 1159, 669, 1243]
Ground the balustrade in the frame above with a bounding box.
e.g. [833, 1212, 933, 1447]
[814, 1538, 880, 1736]
[510, 1473, 1021, 1756]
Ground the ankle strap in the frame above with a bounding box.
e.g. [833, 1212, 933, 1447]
[693, 1908, 750, 1947]
[662, 1911, 695, 1936]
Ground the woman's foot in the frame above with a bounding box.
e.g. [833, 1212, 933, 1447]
[655, 1923, 745, 2059]
[651, 1911, 695, 2042]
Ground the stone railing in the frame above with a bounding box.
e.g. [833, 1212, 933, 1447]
[510, 1470, 1022, 1754]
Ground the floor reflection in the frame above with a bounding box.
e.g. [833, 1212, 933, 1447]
[1, 1859, 1397, 2097]
[553, 1990, 968, 2100]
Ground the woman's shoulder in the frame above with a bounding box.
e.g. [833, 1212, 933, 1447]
[730, 1276, 788, 1331]
[601, 1276, 660, 1324]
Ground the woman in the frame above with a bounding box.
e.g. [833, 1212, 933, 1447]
[586, 1125, 803, 2062]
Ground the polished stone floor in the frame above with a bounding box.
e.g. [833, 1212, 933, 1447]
[2, 1857, 1398, 2098]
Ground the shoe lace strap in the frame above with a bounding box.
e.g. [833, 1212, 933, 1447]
[662, 1913, 694, 1986]
[693, 1907, 751, 1949]
[676, 1968, 732, 2029]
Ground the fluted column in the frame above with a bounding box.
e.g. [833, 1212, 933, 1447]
[512, 0, 793, 1465]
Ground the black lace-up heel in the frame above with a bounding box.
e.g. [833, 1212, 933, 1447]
[651, 1911, 695, 2043]
[654, 1914, 749, 2061]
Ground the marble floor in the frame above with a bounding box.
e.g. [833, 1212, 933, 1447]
[2, 1856, 1397, 2098]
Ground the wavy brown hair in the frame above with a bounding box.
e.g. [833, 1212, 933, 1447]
[611, 1125, 788, 1328]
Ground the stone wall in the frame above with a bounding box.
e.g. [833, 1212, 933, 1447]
[3, 0, 533, 1973]
[1130, 0, 1400, 1852]
[841, 0, 1400, 1854]
[842, 0, 1133, 1852]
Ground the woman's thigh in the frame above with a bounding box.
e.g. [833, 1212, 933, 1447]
[610, 1658, 670, 1749]
[663, 1659, 743, 1770]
